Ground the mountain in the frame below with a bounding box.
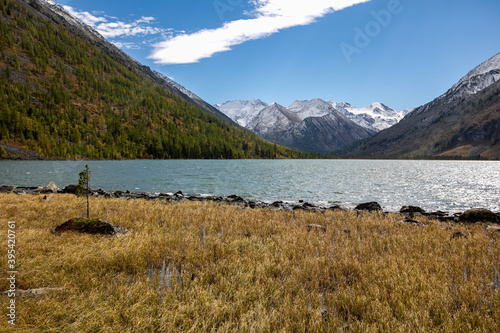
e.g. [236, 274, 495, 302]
[217, 98, 406, 133]
[216, 98, 406, 153]
[333, 102, 412, 132]
[0, 0, 313, 159]
[246, 99, 375, 153]
[344, 52, 500, 159]
[214, 99, 267, 127]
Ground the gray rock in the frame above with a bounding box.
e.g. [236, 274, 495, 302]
[42, 182, 58, 193]
[62, 184, 79, 194]
[52, 218, 130, 236]
[355, 202, 382, 212]
[43, 195, 52, 201]
[0, 185, 15, 193]
[459, 208, 498, 223]
[400, 206, 426, 215]
[227, 194, 244, 203]
[13, 189, 26, 195]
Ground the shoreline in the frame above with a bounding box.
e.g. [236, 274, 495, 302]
[3, 184, 499, 224]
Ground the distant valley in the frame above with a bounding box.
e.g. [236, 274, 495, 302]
[217, 52, 500, 159]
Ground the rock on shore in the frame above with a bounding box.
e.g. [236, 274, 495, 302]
[2, 184, 500, 224]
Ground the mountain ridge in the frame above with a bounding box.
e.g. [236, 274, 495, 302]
[0, 0, 313, 159]
[342, 52, 500, 159]
[216, 98, 405, 153]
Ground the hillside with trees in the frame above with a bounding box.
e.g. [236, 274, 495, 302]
[0, 0, 315, 159]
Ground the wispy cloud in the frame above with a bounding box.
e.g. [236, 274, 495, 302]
[149, 0, 371, 65]
[63, 6, 167, 39]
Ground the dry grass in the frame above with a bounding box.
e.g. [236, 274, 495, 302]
[1, 193, 499, 332]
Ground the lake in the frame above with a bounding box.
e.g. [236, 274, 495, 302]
[0, 159, 499, 213]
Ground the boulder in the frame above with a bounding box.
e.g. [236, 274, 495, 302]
[43, 195, 52, 201]
[328, 205, 343, 211]
[52, 218, 130, 236]
[246, 201, 257, 209]
[400, 206, 426, 215]
[458, 208, 498, 223]
[62, 184, 79, 194]
[42, 182, 58, 193]
[355, 202, 382, 212]
[0, 185, 15, 193]
[13, 189, 26, 195]
[227, 194, 244, 203]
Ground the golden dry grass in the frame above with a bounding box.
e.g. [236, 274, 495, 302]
[1, 193, 499, 332]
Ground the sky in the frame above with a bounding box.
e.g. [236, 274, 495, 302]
[52, 0, 500, 111]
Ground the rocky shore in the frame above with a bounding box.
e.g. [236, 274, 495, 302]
[1, 184, 499, 224]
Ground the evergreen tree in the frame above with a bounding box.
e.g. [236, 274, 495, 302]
[76, 165, 91, 218]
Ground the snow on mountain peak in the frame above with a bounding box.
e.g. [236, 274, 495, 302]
[448, 52, 500, 98]
[215, 99, 267, 127]
[217, 98, 406, 133]
[331, 101, 405, 132]
[458, 52, 500, 83]
[288, 99, 336, 121]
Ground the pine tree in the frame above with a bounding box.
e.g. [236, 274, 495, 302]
[76, 165, 91, 218]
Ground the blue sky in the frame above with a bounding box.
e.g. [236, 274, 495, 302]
[54, 0, 500, 111]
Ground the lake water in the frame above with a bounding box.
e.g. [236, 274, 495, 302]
[0, 160, 499, 213]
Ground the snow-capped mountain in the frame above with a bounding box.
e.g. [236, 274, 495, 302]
[248, 103, 302, 135]
[217, 98, 406, 133]
[345, 52, 500, 159]
[287, 98, 335, 120]
[446, 52, 500, 101]
[215, 100, 267, 127]
[333, 102, 411, 132]
[216, 100, 375, 153]
[215, 98, 407, 152]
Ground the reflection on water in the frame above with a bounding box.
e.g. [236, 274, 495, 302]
[0, 159, 499, 213]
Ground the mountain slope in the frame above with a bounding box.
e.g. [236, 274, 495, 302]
[34, 0, 234, 125]
[0, 0, 311, 159]
[345, 52, 500, 159]
[214, 99, 267, 127]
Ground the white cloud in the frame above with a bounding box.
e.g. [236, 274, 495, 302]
[96, 21, 164, 38]
[63, 6, 164, 39]
[111, 41, 142, 50]
[63, 5, 107, 26]
[149, 0, 371, 65]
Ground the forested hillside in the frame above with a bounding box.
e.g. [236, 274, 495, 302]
[0, 0, 313, 159]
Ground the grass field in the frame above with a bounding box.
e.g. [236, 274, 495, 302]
[1, 194, 499, 332]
